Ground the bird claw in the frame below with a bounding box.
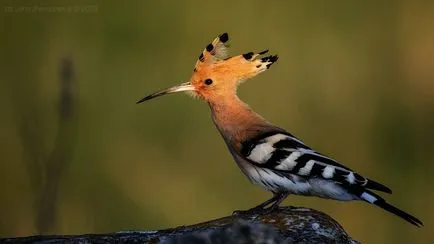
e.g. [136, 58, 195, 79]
[232, 206, 272, 216]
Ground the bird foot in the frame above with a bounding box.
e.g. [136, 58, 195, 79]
[232, 205, 277, 216]
[232, 207, 265, 216]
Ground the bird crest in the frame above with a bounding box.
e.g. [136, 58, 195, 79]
[189, 33, 278, 101]
[194, 32, 230, 68]
[137, 33, 278, 103]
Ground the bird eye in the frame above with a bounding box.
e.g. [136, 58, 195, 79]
[204, 79, 213, 86]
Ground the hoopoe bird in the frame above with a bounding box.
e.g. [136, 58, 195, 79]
[137, 33, 423, 227]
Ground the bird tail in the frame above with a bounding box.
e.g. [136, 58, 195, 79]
[360, 190, 423, 227]
[364, 178, 392, 194]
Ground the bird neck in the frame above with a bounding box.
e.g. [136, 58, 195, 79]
[208, 94, 271, 149]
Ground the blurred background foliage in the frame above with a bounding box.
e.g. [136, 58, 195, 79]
[1, 0, 433, 243]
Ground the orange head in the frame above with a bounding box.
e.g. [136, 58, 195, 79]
[137, 33, 278, 104]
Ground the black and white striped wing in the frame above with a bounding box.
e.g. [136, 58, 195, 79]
[240, 131, 392, 194]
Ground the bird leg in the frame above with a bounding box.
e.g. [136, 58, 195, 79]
[251, 193, 282, 210]
[233, 193, 287, 215]
[264, 192, 290, 213]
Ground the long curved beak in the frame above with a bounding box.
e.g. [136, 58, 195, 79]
[136, 82, 194, 104]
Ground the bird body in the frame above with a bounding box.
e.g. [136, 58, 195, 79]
[137, 33, 423, 227]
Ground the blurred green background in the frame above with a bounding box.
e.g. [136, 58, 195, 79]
[1, 0, 433, 243]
